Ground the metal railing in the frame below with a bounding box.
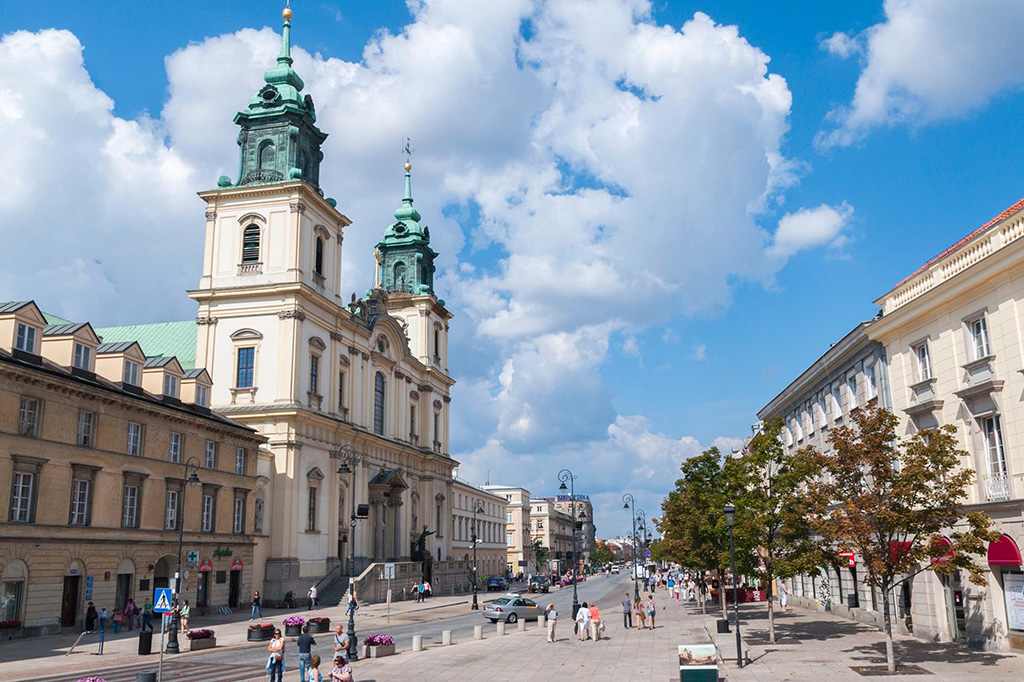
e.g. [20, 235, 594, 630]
[985, 472, 1010, 502]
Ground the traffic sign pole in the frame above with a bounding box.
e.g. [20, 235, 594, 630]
[157, 614, 165, 682]
[152, 586, 173, 678]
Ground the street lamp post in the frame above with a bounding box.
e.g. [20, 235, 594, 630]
[337, 445, 362, 662]
[622, 494, 641, 601]
[166, 457, 201, 655]
[471, 501, 484, 610]
[724, 502, 742, 668]
[557, 469, 581, 619]
[635, 510, 647, 586]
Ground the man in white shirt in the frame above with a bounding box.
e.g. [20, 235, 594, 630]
[544, 603, 557, 643]
[308, 584, 318, 610]
[575, 602, 590, 641]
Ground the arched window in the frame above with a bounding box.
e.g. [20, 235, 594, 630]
[374, 372, 386, 436]
[394, 262, 407, 290]
[315, 236, 324, 276]
[242, 225, 260, 263]
[258, 140, 275, 170]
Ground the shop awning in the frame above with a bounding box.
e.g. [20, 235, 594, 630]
[987, 534, 1022, 566]
[930, 536, 954, 565]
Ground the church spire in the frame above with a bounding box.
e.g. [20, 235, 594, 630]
[376, 144, 438, 297]
[279, 2, 293, 65]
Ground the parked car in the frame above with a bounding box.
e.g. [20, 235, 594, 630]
[611, 565, 621, 574]
[482, 595, 541, 623]
[487, 576, 510, 591]
[529, 575, 551, 593]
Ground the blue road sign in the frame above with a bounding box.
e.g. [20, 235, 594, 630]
[644, 550, 651, 559]
[153, 588, 173, 613]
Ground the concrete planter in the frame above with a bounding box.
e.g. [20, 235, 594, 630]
[364, 643, 396, 658]
[247, 627, 274, 642]
[308, 619, 330, 634]
[189, 636, 216, 651]
[285, 624, 303, 637]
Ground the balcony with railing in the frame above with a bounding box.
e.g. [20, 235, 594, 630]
[237, 262, 263, 275]
[985, 471, 1010, 502]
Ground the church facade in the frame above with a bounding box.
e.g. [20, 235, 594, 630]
[100, 6, 458, 600]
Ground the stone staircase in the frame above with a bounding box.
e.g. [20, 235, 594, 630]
[318, 573, 352, 608]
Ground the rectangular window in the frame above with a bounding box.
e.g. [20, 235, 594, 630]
[205, 441, 216, 469]
[73, 343, 91, 370]
[164, 374, 178, 398]
[309, 354, 320, 395]
[337, 371, 345, 410]
[506, 511, 513, 523]
[982, 416, 1007, 476]
[169, 433, 181, 463]
[831, 385, 842, 421]
[165, 490, 179, 530]
[233, 498, 244, 534]
[847, 374, 858, 409]
[970, 316, 990, 360]
[10, 472, 34, 523]
[77, 411, 94, 447]
[18, 397, 39, 437]
[195, 385, 208, 407]
[817, 396, 827, 428]
[307, 487, 318, 532]
[201, 494, 214, 532]
[236, 347, 255, 388]
[915, 343, 932, 381]
[123, 360, 140, 386]
[127, 422, 142, 456]
[70, 479, 90, 526]
[15, 324, 36, 354]
[506, 532, 515, 546]
[122, 485, 139, 529]
[235, 447, 245, 475]
[410, 405, 416, 436]
[865, 364, 878, 400]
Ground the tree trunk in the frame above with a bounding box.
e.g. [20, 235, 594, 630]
[766, 575, 776, 645]
[881, 576, 896, 674]
[719, 568, 727, 621]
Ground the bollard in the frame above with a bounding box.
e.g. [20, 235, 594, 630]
[412, 635, 423, 652]
[474, 625, 484, 640]
[518, 618, 526, 632]
[442, 630, 452, 646]
[496, 622, 506, 636]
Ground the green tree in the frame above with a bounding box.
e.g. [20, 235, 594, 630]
[732, 418, 819, 644]
[808, 405, 996, 673]
[591, 541, 613, 566]
[532, 538, 549, 570]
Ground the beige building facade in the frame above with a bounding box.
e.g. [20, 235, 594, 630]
[529, 498, 573, 573]
[0, 301, 264, 637]
[451, 478, 506, 582]
[483, 485, 536, 576]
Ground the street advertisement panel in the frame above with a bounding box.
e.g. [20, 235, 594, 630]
[1004, 572, 1024, 632]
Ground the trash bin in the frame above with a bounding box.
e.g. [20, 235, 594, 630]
[138, 630, 153, 655]
[716, 618, 730, 634]
[847, 594, 859, 609]
[135, 671, 157, 682]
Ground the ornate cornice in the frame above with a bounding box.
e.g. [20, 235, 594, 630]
[195, 316, 218, 326]
[278, 310, 307, 322]
[289, 201, 307, 214]
[330, 331, 344, 342]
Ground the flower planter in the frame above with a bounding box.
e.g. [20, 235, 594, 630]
[285, 624, 303, 637]
[307, 619, 330, 634]
[190, 637, 216, 651]
[364, 643, 396, 658]
[247, 628, 274, 642]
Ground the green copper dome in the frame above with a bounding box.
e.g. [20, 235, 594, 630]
[376, 163, 438, 297]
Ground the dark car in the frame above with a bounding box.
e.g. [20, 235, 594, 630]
[528, 575, 551, 593]
[487, 576, 510, 591]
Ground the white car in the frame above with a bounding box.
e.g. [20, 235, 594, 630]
[611, 565, 621, 574]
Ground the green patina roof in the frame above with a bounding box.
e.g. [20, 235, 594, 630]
[376, 163, 438, 297]
[94, 321, 197, 369]
[43, 311, 71, 325]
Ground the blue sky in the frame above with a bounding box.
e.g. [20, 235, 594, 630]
[4, 0, 1024, 535]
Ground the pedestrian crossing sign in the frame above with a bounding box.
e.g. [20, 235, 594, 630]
[153, 588, 173, 613]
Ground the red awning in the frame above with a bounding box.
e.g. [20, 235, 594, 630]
[987, 534, 1022, 566]
[930, 536, 955, 565]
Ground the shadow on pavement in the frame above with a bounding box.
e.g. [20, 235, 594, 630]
[845, 639, 1014, 668]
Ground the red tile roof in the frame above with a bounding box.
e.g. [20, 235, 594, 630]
[894, 197, 1024, 288]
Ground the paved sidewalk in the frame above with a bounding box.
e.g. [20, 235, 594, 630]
[0, 593, 472, 680]
[703, 601, 1024, 681]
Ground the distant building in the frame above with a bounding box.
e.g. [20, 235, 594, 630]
[483, 485, 536, 576]
[528, 499, 574, 573]
[0, 301, 264, 637]
[451, 477, 507, 582]
[550, 495, 596, 565]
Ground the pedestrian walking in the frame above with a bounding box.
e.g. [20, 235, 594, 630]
[778, 579, 789, 612]
[331, 653, 354, 681]
[575, 601, 590, 641]
[588, 603, 603, 641]
[633, 597, 645, 630]
[544, 603, 557, 643]
[297, 624, 316, 682]
[333, 624, 350, 657]
[621, 593, 632, 629]
[646, 594, 657, 629]
[345, 590, 359, 616]
[267, 628, 285, 682]
[308, 654, 323, 682]
[99, 606, 108, 631]
[85, 602, 98, 631]
[308, 583, 318, 610]
[180, 599, 191, 633]
[142, 597, 154, 631]
[251, 591, 263, 620]
[111, 603, 122, 633]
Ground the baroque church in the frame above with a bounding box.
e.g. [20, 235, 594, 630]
[98, 5, 458, 599]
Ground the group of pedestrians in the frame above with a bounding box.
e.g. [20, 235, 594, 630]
[621, 593, 657, 630]
[265, 623, 355, 682]
[82, 598, 156, 633]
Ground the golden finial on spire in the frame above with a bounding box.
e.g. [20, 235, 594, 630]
[283, 1, 292, 21]
[403, 136, 414, 171]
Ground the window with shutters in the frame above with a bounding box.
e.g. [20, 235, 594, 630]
[374, 372, 386, 435]
[241, 225, 261, 263]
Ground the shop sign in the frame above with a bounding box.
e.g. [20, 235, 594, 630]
[231, 557, 244, 571]
[214, 547, 233, 558]
[839, 552, 856, 568]
[198, 558, 214, 572]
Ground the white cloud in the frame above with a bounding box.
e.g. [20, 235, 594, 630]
[690, 344, 707, 361]
[661, 327, 678, 344]
[819, 0, 1024, 148]
[819, 31, 860, 59]
[768, 202, 853, 260]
